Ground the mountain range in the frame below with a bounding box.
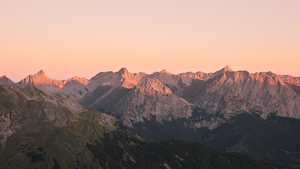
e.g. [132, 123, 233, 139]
[0, 85, 279, 169]
[2, 66, 300, 124]
[1, 66, 300, 168]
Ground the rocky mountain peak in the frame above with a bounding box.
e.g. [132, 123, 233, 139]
[116, 67, 129, 76]
[0, 76, 10, 82]
[36, 70, 45, 76]
[0, 75, 17, 87]
[219, 65, 233, 73]
[159, 69, 171, 75]
[213, 65, 233, 77]
[265, 71, 274, 76]
[137, 78, 172, 97]
[115, 68, 141, 88]
[30, 70, 47, 79]
[17, 70, 91, 96]
[67, 76, 89, 86]
[18, 70, 52, 87]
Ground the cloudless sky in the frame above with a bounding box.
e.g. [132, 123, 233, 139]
[1, 0, 299, 82]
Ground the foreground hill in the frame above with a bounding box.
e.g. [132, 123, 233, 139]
[0, 85, 276, 169]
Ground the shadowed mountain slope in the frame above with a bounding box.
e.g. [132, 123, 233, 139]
[0, 75, 19, 88]
[0, 85, 277, 169]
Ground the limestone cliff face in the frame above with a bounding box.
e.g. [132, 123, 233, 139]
[83, 68, 146, 105]
[259, 71, 300, 87]
[178, 65, 233, 81]
[17, 70, 90, 99]
[107, 88, 193, 128]
[87, 68, 146, 91]
[18, 70, 63, 88]
[146, 69, 180, 87]
[136, 78, 172, 98]
[79, 66, 300, 130]
[82, 71, 195, 128]
[2, 66, 300, 131]
[186, 71, 300, 120]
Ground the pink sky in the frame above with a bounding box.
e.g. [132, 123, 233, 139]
[1, 0, 299, 82]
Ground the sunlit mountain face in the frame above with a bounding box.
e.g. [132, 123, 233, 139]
[1, 66, 300, 168]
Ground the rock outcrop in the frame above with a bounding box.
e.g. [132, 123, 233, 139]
[136, 78, 172, 98]
[260, 71, 300, 87]
[184, 71, 300, 120]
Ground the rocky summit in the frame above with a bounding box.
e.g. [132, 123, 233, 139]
[17, 70, 90, 99]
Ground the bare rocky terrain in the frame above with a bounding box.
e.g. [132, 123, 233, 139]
[2, 66, 300, 130]
[1, 66, 300, 168]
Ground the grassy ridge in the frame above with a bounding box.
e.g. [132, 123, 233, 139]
[0, 113, 112, 169]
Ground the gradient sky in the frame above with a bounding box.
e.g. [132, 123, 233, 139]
[1, 0, 299, 82]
